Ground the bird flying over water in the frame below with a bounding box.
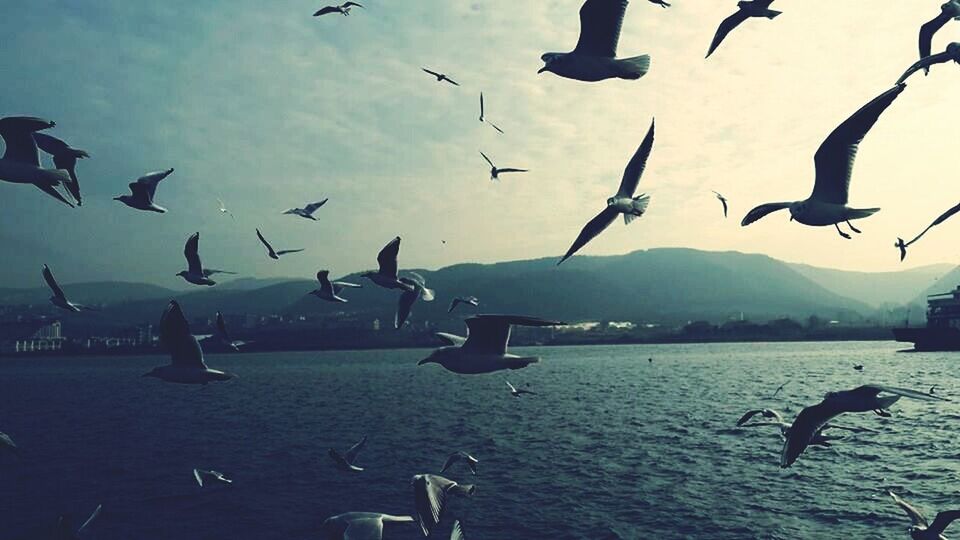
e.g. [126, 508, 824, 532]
[321, 512, 415, 540]
[479, 151, 527, 181]
[143, 301, 234, 385]
[194, 469, 232, 487]
[42, 264, 95, 313]
[114, 168, 175, 213]
[558, 119, 655, 265]
[771, 381, 789, 398]
[329, 435, 368, 472]
[282, 199, 328, 221]
[712, 191, 729, 218]
[440, 451, 478, 476]
[889, 491, 960, 540]
[895, 201, 960, 261]
[411, 474, 476, 537]
[706, 1, 781, 59]
[34, 132, 87, 206]
[361, 237, 415, 291]
[310, 270, 361, 303]
[396, 272, 436, 329]
[898, 42, 960, 84]
[215, 311, 246, 352]
[741, 84, 905, 239]
[917, 2, 960, 76]
[479, 93, 504, 134]
[0, 116, 76, 208]
[256, 228, 304, 260]
[506, 380, 537, 397]
[422, 68, 459, 86]
[539, 0, 650, 82]
[419, 315, 565, 374]
[314, 2, 363, 17]
[177, 233, 227, 286]
[449, 296, 479, 313]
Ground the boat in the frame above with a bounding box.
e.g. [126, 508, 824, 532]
[893, 286, 960, 351]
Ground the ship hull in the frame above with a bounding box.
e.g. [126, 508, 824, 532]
[892, 327, 960, 351]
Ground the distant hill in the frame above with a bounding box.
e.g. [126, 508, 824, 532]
[911, 265, 960, 305]
[788, 262, 952, 307]
[0, 281, 174, 307]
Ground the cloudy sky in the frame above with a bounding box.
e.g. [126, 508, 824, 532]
[2, 0, 959, 289]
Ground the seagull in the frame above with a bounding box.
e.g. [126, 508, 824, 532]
[435, 332, 467, 347]
[918, 2, 960, 76]
[422, 68, 459, 86]
[895, 201, 960, 261]
[360, 237, 415, 291]
[396, 272, 436, 329]
[741, 84, 905, 239]
[898, 42, 960, 84]
[419, 315, 565, 374]
[321, 513, 415, 540]
[771, 381, 789, 398]
[256, 228, 304, 260]
[539, 0, 651, 82]
[143, 301, 234, 385]
[215, 311, 246, 352]
[736, 408, 785, 427]
[479, 151, 527, 181]
[411, 474, 476, 537]
[448, 296, 479, 313]
[931, 385, 938, 395]
[55, 504, 101, 540]
[282, 199, 328, 221]
[706, 1, 782, 59]
[217, 198, 234, 219]
[193, 469, 232, 487]
[314, 2, 363, 16]
[114, 168, 174, 213]
[780, 384, 947, 468]
[506, 380, 537, 397]
[854, 364, 864, 371]
[0, 116, 76, 207]
[889, 491, 960, 540]
[440, 451, 478, 476]
[713, 191, 729, 218]
[42, 265, 95, 312]
[329, 435, 367, 472]
[479, 93, 504, 134]
[648, 0, 670, 6]
[558, 118, 655, 265]
[0, 431, 19, 458]
[34, 132, 87, 206]
[310, 270, 361, 303]
[736, 408, 872, 450]
[176, 233, 224, 286]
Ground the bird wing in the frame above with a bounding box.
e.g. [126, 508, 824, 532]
[42, 264, 67, 300]
[422, 67, 442, 78]
[377, 236, 402, 277]
[435, 332, 467, 346]
[489, 122, 504, 134]
[736, 409, 770, 426]
[740, 202, 791, 226]
[313, 6, 339, 16]
[396, 281, 420, 329]
[343, 2, 364, 7]
[304, 199, 328, 214]
[811, 84, 905, 205]
[617, 118, 656, 197]
[898, 50, 955, 84]
[184, 232, 203, 275]
[889, 491, 930, 528]
[440, 453, 458, 474]
[135, 168, 174, 199]
[276, 249, 305, 256]
[159, 301, 207, 369]
[34, 131, 87, 204]
[317, 270, 335, 296]
[344, 435, 367, 463]
[0, 116, 53, 166]
[463, 315, 563, 355]
[448, 298, 462, 313]
[506, 380, 517, 392]
[863, 384, 949, 402]
[497, 168, 527, 174]
[557, 206, 620, 265]
[479, 92, 484, 119]
[573, 0, 628, 58]
[479, 151, 495, 168]
[928, 510, 960, 537]
[343, 518, 383, 540]
[413, 475, 453, 537]
[919, 11, 953, 71]
[904, 201, 960, 247]
[256, 228, 276, 257]
[780, 401, 845, 467]
[450, 520, 465, 540]
[706, 9, 750, 58]
[444, 77, 460, 86]
[216, 311, 230, 341]
[76, 504, 102, 535]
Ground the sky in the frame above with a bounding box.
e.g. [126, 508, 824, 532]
[1, 0, 959, 289]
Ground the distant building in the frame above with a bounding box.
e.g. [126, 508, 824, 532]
[372, 318, 381, 331]
[0, 319, 64, 354]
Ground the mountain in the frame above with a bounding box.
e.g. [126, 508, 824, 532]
[0, 281, 175, 307]
[788, 262, 952, 307]
[912, 265, 960, 305]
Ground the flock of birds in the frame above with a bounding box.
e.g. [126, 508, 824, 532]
[3, 0, 960, 538]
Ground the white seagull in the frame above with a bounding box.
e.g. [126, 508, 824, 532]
[558, 118, 655, 265]
[898, 42, 960, 84]
[422, 68, 459, 86]
[0, 116, 76, 207]
[889, 490, 960, 540]
[480, 151, 527, 181]
[896, 201, 960, 261]
[177, 232, 231, 286]
[917, 2, 960, 76]
[741, 84, 906, 239]
[539, 0, 650, 82]
[310, 270, 361, 303]
[360, 237, 415, 291]
[314, 2, 364, 17]
[329, 435, 368, 472]
[411, 474, 476, 537]
[506, 380, 537, 397]
[256, 228, 304, 260]
[395, 272, 436, 329]
[321, 513, 414, 540]
[479, 93, 504, 134]
[42, 264, 95, 313]
[419, 315, 565, 374]
[215, 311, 246, 352]
[34, 132, 87, 206]
[440, 451, 478, 476]
[193, 469, 232, 487]
[448, 296, 479, 313]
[143, 301, 235, 385]
[217, 198, 234, 219]
[706, 1, 782, 59]
[737, 407, 877, 449]
[114, 168, 175, 213]
[282, 199, 328, 221]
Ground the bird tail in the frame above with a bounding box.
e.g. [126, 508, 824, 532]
[763, 9, 782, 19]
[616, 55, 651, 80]
[624, 194, 651, 225]
[846, 207, 880, 220]
[449, 484, 476, 497]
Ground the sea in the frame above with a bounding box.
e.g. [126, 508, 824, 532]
[0, 341, 956, 540]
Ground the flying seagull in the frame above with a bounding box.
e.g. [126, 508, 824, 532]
[780, 384, 947, 468]
[282, 199, 328, 221]
[314, 2, 363, 16]
[411, 474, 476, 537]
[215, 311, 246, 352]
[34, 132, 87, 206]
[479, 93, 504, 134]
[889, 490, 960, 540]
[440, 451, 478, 476]
[0, 116, 76, 207]
[558, 118, 655, 265]
[713, 191, 729, 218]
[419, 315, 565, 374]
[143, 301, 234, 385]
[422, 68, 459, 86]
[193, 469, 232, 487]
[321, 513, 414, 540]
[741, 84, 905, 239]
[256, 228, 304, 260]
[917, 1, 960, 76]
[0, 431, 19, 458]
[177, 233, 232, 286]
[896, 202, 960, 261]
[771, 381, 790, 398]
[506, 380, 537, 397]
[42, 264, 95, 312]
[114, 168, 175, 213]
[360, 237, 415, 291]
[539, 0, 651, 82]
[310, 270, 361, 303]
[479, 151, 527, 181]
[329, 435, 367, 472]
[396, 272, 436, 329]
[706, 1, 782, 59]
[898, 42, 960, 84]
[55, 504, 102, 540]
[448, 296, 479, 313]
[648, 0, 670, 7]
[736, 408, 873, 450]
[217, 198, 234, 219]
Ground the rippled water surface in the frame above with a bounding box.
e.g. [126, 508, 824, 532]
[1, 341, 958, 539]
